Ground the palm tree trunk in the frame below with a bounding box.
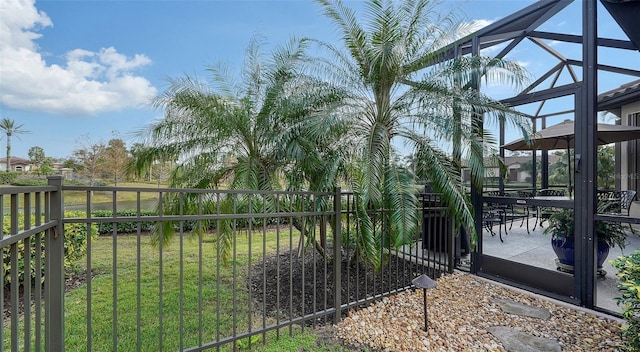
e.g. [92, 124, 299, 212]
[5, 133, 11, 172]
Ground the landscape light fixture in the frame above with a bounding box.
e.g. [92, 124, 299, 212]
[412, 274, 437, 331]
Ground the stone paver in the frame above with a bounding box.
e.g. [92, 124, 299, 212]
[488, 326, 561, 352]
[495, 298, 551, 320]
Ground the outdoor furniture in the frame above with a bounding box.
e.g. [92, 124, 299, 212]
[537, 189, 566, 228]
[483, 204, 504, 242]
[485, 191, 518, 236]
[619, 190, 636, 216]
[516, 190, 538, 234]
[598, 189, 636, 233]
[597, 190, 620, 213]
[502, 120, 640, 197]
[619, 190, 637, 234]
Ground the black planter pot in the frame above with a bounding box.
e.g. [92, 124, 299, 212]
[551, 236, 610, 271]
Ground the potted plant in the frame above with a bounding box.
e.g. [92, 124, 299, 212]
[543, 205, 627, 274]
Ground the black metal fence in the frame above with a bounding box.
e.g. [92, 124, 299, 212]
[1, 178, 454, 351]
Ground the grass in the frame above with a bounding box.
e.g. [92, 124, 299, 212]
[3, 181, 351, 351]
[255, 331, 356, 351]
[63, 182, 165, 207]
[2, 181, 164, 209]
[58, 228, 347, 351]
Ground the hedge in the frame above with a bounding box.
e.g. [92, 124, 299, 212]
[2, 210, 98, 285]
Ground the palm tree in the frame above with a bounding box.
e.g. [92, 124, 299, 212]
[0, 118, 29, 172]
[312, 0, 530, 262]
[130, 36, 345, 260]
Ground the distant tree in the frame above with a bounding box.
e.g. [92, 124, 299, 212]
[28, 146, 46, 168]
[519, 155, 540, 184]
[597, 145, 615, 189]
[549, 146, 615, 190]
[403, 153, 420, 183]
[128, 142, 158, 182]
[62, 157, 80, 170]
[73, 136, 106, 186]
[0, 118, 29, 172]
[36, 156, 57, 176]
[101, 138, 129, 186]
[37, 164, 54, 176]
[150, 160, 173, 187]
[549, 150, 569, 186]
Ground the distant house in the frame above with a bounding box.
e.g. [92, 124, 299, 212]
[462, 155, 561, 183]
[0, 158, 74, 179]
[503, 155, 561, 183]
[0, 157, 34, 172]
[51, 162, 74, 179]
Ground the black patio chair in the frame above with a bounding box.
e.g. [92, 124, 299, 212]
[516, 190, 538, 234]
[599, 190, 637, 234]
[483, 202, 504, 242]
[537, 189, 566, 228]
[485, 190, 519, 235]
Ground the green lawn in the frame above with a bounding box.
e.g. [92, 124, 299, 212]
[60, 230, 349, 351]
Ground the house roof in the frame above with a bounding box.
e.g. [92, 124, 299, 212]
[0, 157, 31, 165]
[462, 154, 561, 168]
[504, 155, 561, 166]
[598, 79, 640, 111]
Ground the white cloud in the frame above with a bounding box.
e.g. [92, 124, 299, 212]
[0, 0, 157, 115]
[548, 40, 562, 47]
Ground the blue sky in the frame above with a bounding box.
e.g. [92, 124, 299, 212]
[0, 0, 636, 160]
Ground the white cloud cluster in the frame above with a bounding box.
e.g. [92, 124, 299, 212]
[0, 0, 157, 115]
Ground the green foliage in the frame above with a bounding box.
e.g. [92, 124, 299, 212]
[612, 250, 640, 351]
[0, 172, 18, 184]
[91, 209, 158, 234]
[598, 145, 616, 189]
[11, 178, 47, 186]
[129, 35, 345, 264]
[543, 207, 627, 249]
[314, 0, 530, 255]
[2, 211, 97, 285]
[235, 335, 261, 350]
[35, 164, 54, 176]
[28, 146, 46, 167]
[63, 211, 98, 270]
[549, 151, 569, 186]
[549, 147, 616, 189]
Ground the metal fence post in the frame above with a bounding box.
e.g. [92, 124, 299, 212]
[45, 176, 64, 351]
[333, 187, 342, 324]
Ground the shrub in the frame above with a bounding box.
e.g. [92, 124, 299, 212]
[612, 249, 640, 351]
[63, 211, 98, 270]
[2, 211, 98, 285]
[12, 178, 47, 186]
[0, 172, 18, 185]
[91, 209, 158, 234]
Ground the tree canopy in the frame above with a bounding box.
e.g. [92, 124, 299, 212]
[129, 0, 531, 264]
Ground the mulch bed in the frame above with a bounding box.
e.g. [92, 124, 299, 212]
[3, 270, 98, 320]
[249, 249, 441, 325]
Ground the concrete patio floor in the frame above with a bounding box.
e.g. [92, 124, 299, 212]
[481, 216, 640, 313]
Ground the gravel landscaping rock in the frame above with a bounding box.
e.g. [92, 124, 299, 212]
[333, 273, 623, 351]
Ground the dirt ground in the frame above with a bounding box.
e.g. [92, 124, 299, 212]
[249, 249, 440, 326]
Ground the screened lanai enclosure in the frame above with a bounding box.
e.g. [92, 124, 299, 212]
[443, 0, 640, 314]
[2, 0, 640, 351]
